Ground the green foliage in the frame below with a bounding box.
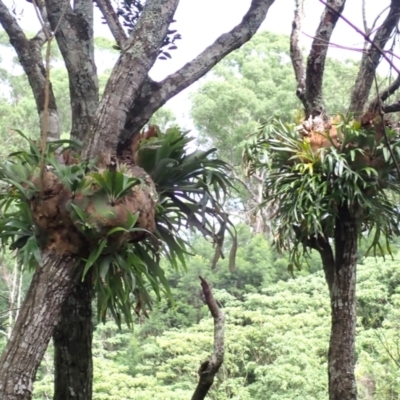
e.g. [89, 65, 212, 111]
[136, 126, 237, 271]
[244, 116, 400, 267]
[0, 127, 235, 328]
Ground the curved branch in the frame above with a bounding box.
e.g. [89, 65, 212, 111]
[349, 0, 400, 113]
[382, 100, 400, 113]
[0, 0, 60, 140]
[94, 0, 127, 48]
[305, 0, 346, 118]
[44, 0, 99, 141]
[120, 0, 276, 147]
[368, 74, 400, 112]
[290, 0, 307, 109]
[191, 277, 225, 400]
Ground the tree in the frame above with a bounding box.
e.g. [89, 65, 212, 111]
[244, 0, 400, 399]
[191, 30, 359, 234]
[0, 0, 276, 399]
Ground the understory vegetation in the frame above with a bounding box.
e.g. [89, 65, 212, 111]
[2, 226, 397, 399]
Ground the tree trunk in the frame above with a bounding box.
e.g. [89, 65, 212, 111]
[0, 253, 78, 400]
[53, 278, 93, 400]
[329, 205, 358, 400]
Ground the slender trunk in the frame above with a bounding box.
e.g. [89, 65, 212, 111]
[0, 253, 79, 400]
[53, 278, 93, 400]
[329, 205, 358, 400]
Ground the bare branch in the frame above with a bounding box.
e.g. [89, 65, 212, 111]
[84, 0, 179, 162]
[348, 0, 400, 113]
[290, 0, 307, 109]
[191, 277, 225, 400]
[45, 0, 99, 141]
[120, 0, 276, 146]
[94, 0, 127, 48]
[304, 0, 346, 118]
[368, 74, 400, 112]
[0, 0, 60, 140]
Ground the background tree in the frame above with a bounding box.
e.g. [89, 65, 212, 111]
[245, 1, 400, 399]
[0, 0, 276, 398]
[191, 30, 359, 234]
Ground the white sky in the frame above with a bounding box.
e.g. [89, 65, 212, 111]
[2, 0, 394, 125]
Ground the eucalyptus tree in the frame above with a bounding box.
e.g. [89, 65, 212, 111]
[245, 1, 400, 399]
[0, 0, 277, 399]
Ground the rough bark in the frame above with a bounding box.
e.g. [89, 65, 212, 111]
[0, 253, 79, 400]
[349, 0, 400, 114]
[83, 0, 180, 160]
[304, 0, 346, 117]
[44, 0, 99, 142]
[191, 277, 225, 400]
[0, 0, 60, 141]
[94, 0, 127, 48]
[290, 0, 307, 109]
[0, 1, 276, 398]
[53, 278, 93, 400]
[329, 205, 358, 400]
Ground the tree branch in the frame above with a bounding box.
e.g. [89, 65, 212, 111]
[84, 0, 179, 162]
[368, 74, 400, 112]
[120, 0, 276, 147]
[0, 0, 60, 140]
[191, 277, 225, 400]
[304, 0, 346, 118]
[94, 0, 127, 48]
[348, 0, 400, 113]
[290, 0, 307, 110]
[44, 0, 99, 141]
[382, 100, 400, 113]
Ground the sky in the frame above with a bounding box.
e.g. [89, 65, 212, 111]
[1, 0, 395, 125]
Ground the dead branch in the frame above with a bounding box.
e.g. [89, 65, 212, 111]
[345, 0, 400, 113]
[121, 0, 276, 145]
[94, 0, 127, 48]
[290, 0, 307, 109]
[304, 0, 346, 118]
[191, 277, 225, 400]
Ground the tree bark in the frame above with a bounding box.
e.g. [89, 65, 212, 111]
[349, 0, 400, 114]
[53, 278, 93, 400]
[0, 252, 79, 400]
[328, 205, 358, 400]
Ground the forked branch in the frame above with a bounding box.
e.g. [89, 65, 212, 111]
[191, 277, 225, 400]
[121, 0, 276, 146]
